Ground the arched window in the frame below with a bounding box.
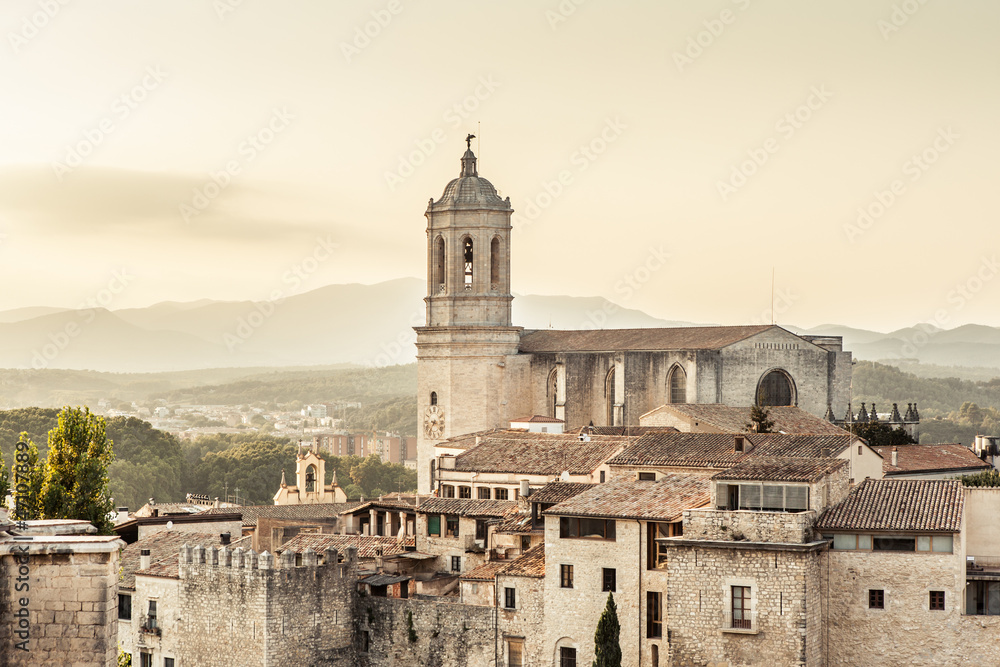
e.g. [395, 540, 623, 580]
[462, 237, 474, 290]
[548, 368, 559, 418]
[668, 365, 687, 404]
[757, 370, 795, 406]
[433, 236, 446, 292]
[490, 236, 501, 289]
[605, 367, 616, 426]
[305, 465, 317, 493]
[430, 391, 438, 406]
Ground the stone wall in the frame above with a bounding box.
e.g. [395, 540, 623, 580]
[665, 541, 825, 667]
[497, 572, 545, 666]
[358, 596, 494, 667]
[0, 539, 122, 666]
[683, 509, 817, 544]
[176, 545, 356, 666]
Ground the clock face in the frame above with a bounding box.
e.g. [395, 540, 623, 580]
[424, 405, 445, 439]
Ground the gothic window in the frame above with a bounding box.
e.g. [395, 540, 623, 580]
[548, 368, 559, 418]
[490, 236, 501, 289]
[757, 370, 794, 406]
[305, 465, 317, 493]
[433, 236, 446, 292]
[430, 391, 437, 406]
[668, 365, 687, 404]
[605, 367, 616, 426]
[462, 237, 474, 290]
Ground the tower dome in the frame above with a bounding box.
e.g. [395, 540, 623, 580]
[429, 148, 511, 210]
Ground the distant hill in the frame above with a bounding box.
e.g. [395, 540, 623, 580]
[1, 278, 999, 374]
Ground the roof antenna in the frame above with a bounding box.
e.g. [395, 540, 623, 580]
[770, 267, 775, 325]
[477, 121, 481, 169]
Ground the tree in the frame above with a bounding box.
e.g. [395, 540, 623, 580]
[593, 592, 622, 667]
[961, 469, 1000, 487]
[10, 434, 45, 521]
[0, 442, 7, 507]
[40, 407, 116, 534]
[849, 421, 916, 449]
[746, 405, 774, 433]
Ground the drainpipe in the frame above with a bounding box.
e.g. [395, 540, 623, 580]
[494, 571, 500, 667]
[636, 519, 642, 664]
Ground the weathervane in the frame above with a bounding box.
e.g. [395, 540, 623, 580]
[466, 133, 475, 149]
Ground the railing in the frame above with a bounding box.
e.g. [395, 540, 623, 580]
[721, 610, 757, 633]
[967, 555, 1000, 571]
[139, 614, 161, 636]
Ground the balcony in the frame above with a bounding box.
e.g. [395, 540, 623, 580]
[967, 555, 1000, 576]
[721, 610, 758, 634]
[139, 614, 161, 637]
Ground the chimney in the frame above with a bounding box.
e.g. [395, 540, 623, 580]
[213, 497, 221, 509]
[220, 532, 231, 546]
[891, 447, 898, 467]
[139, 548, 152, 571]
[734, 435, 745, 453]
[820, 447, 831, 458]
[519, 479, 530, 498]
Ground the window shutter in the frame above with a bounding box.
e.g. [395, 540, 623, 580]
[762, 485, 784, 510]
[785, 486, 808, 510]
[740, 484, 761, 510]
[716, 483, 729, 509]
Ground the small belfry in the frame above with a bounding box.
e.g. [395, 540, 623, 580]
[273, 441, 347, 505]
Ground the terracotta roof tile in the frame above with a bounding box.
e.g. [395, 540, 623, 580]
[607, 432, 749, 468]
[573, 426, 678, 436]
[121, 531, 225, 590]
[518, 326, 774, 353]
[528, 481, 597, 505]
[874, 444, 990, 475]
[203, 502, 366, 527]
[454, 434, 623, 475]
[460, 560, 510, 582]
[544, 474, 711, 521]
[137, 553, 180, 580]
[417, 498, 518, 518]
[510, 415, 565, 423]
[489, 511, 537, 534]
[647, 404, 848, 436]
[712, 457, 847, 483]
[276, 533, 415, 559]
[816, 479, 964, 533]
[748, 434, 859, 459]
[500, 544, 545, 578]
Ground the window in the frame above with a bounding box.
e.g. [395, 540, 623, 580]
[858, 444, 863, 455]
[428, 515, 441, 536]
[507, 638, 523, 667]
[478, 487, 491, 499]
[305, 464, 316, 493]
[560, 647, 577, 667]
[164, 659, 174, 667]
[476, 519, 487, 541]
[446, 515, 459, 537]
[717, 482, 809, 512]
[648, 522, 678, 569]
[118, 594, 132, 620]
[433, 236, 446, 291]
[560, 564, 574, 588]
[602, 568, 616, 592]
[651, 644, 659, 667]
[930, 590, 945, 611]
[832, 533, 872, 550]
[441, 485, 455, 498]
[638, 472, 656, 481]
[430, 391, 438, 406]
[917, 535, 954, 553]
[647, 591, 662, 637]
[873, 537, 915, 552]
[490, 237, 501, 288]
[459, 486, 472, 499]
[731, 586, 751, 629]
[869, 589, 885, 609]
[668, 365, 686, 404]
[451, 556, 461, 572]
[606, 367, 616, 426]
[139, 653, 152, 667]
[362, 629, 370, 652]
[559, 517, 616, 540]
[504, 587, 516, 609]
[967, 580, 1000, 615]
[146, 600, 157, 630]
[599, 471, 605, 483]
[757, 370, 794, 406]
[463, 237, 474, 289]
[495, 487, 509, 500]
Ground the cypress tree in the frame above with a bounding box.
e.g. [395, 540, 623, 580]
[593, 592, 622, 667]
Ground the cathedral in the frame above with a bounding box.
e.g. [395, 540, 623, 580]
[414, 143, 852, 493]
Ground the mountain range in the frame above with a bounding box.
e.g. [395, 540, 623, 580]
[1, 278, 999, 374]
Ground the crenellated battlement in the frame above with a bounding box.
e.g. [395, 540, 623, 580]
[177, 544, 358, 579]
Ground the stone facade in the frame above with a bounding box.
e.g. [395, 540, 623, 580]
[496, 570, 546, 666]
[684, 509, 817, 544]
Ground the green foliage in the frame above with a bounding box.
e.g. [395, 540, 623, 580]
[10, 434, 44, 521]
[349, 455, 417, 498]
[118, 645, 132, 667]
[105, 417, 185, 510]
[0, 407, 59, 463]
[340, 396, 418, 437]
[961, 469, 1000, 487]
[407, 610, 418, 643]
[40, 407, 116, 534]
[191, 436, 297, 505]
[853, 361, 1000, 422]
[848, 421, 917, 448]
[0, 443, 6, 508]
[746, 404, 774, 433]
[593, 592, 622, 667]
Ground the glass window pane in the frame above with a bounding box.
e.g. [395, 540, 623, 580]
[873, 537, 915, 551]
[917, 536, 931, 551]
[785, 486, 809, 510]
[762, 485, 784, 510]
[833, 534, 856, 550]
[857, 534, 871, 550]
[932, 535, 953, 553]
[740, 484, 761, 509]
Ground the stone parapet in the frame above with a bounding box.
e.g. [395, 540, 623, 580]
[682, 508, 816, 544]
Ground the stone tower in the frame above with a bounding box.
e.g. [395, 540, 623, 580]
[414, 141, 524, 493]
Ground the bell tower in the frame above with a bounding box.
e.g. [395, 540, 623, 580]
[414, 138, 524, 493]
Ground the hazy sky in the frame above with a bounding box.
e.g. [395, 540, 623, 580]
[1, 1, 997, 332]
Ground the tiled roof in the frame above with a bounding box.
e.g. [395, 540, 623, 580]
[203, 502, 366, 527]
[607, 432, 749, 468]
[489, 512, 537, 534]
[544, 474, 711, 521]
[712, 457, 847, 483]
[500, 544, 545, 578]
[510, 415, 565, 423]
[121, 531, 223, 590]
[874, 444, 990, 475]
[748, 434, 859, 459]
[573, 426, 678, 436]
[455, 434, 623, 475]
[276, 533, 415, 559]
[528, 481, 596, 505]
[648, 404, 849, 436]
[138, 553, 180, 580]
[134, 502, 209, 517]
[816, 479, 964, 533]
[460, 560, 509, 582]
[439, 428, 510, 451]
[417, 498, 518, 518]
[518, 326, 774, 353]
[342, 499, 417, 515]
